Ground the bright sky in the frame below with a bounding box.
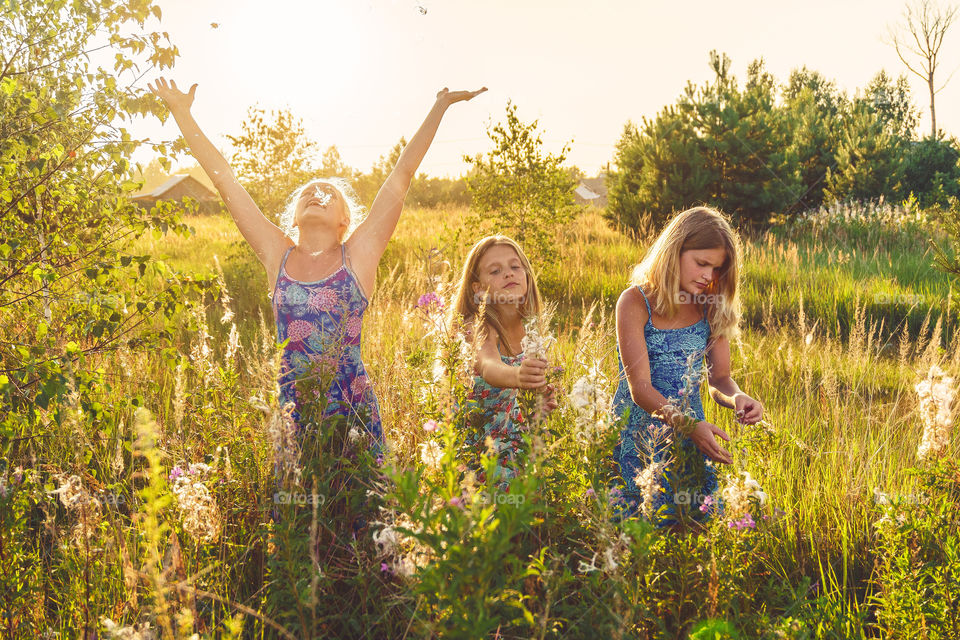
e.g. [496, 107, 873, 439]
[130, 0, 960, 178]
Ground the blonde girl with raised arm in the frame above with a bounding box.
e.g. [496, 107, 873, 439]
[148, 78, 486, 455]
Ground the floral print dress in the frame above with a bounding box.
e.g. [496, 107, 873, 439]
[460, 342, 527, 490]
[610, 285, 720, 528]
[270, 243, 385, 454]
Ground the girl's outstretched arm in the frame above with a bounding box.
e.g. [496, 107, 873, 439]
[706, 334, 764, 424]
[348, 87, 487, 273]
[147, 78, 287, 270]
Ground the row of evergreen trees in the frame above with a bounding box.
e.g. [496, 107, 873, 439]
[605, 51, 960, 231]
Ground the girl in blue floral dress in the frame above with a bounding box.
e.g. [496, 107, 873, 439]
[610, 206, 765, 531]
[449, 236, 559, 489]
[149, 78, 487, 459]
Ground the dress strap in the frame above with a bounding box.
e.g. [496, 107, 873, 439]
[634, 285, 653, 323]
[341, 242, 371, 303]
[279, 245, 294, 273]
[272, 245, 295, 299]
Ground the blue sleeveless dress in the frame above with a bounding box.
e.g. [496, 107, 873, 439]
[270, 243, 385, 456]
[458, 341, 527, 490]
[610, 285, 720, 528]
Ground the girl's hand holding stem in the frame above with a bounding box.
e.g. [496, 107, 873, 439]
[516, 357, 547, 390]
[733, 392, 764, 424]
[656, 403, 733, 465]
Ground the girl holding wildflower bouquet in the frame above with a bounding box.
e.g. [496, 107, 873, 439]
[449, 235, 559, 488]
[611, 207, 764, 530]
[148, 78, 486, 453]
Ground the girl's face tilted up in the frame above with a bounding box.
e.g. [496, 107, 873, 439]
[471, 244, 528, 307]
[679, 247, 727, 297]
[293, 182, 349, 238]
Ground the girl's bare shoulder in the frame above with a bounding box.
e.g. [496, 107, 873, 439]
[616, 286, 649, 324]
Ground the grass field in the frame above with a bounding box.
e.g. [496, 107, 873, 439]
[5, 201, 960, 638]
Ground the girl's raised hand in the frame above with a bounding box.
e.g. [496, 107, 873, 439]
[148, 78, 198, 114]
[691, 420, 733, 465]
[516, 357, 547, 390]
[436, 86, 488, 107]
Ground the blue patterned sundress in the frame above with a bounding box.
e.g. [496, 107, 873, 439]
[458, 341, 527, 491]
[610, 285, 720, 528]
[270, 243, 385, 457]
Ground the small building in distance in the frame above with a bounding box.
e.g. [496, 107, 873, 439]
[574, 176, 608, 207]
[131, 175, 221, 214]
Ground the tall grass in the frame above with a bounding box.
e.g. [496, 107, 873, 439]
[2, 202, 958, 637]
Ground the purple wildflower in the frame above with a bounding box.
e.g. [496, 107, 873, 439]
[416, 292, 444, 310]
[699, 495, 714, 513]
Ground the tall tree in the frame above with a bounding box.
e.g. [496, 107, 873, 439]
[607, 51, 801, 232]
[464, 101, 578, 262]
[782, 67, 846, 209]
[887, 0, 958, 137]
[225, 105, 318, 221]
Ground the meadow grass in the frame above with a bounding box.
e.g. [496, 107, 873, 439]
[7, 202, 958, 638]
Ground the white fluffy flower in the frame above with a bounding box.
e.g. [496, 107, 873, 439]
[635, 461, 665, 519]
[101, 618, 157, 640]
[419, 440, 443, 470]
[577, 552, 599, 574]
[372, 515, 431, 578]
[47, 474, 86, 509]
[269, 401, 301, 485]
[170, 476, 221, 544]
[521, 316, 556, 360]
[602, 546, 619, 572]
[721, 471, 768, 520]
[915, 364, 955, 461]
[569, 362, 613, 443]
[224, 323, 240, 361]
[372, 524, 402, 556]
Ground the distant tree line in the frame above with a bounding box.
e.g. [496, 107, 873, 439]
[606, 50, 960, 232]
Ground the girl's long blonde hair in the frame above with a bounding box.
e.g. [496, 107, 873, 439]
[630, 206, 743, 347]
[448, 235, 543, 357]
